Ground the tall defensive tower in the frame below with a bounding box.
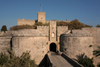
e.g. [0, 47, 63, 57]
[37, 12, 46, 24]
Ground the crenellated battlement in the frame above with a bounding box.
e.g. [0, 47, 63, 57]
[38, 12, 45, 14]
[18, 19, 35, 25]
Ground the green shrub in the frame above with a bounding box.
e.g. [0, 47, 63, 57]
[10, 25, 35, 31]
[57, 19, 92, 30]
[97, 63, 100, 67]
[96, 25, 100, 27]
[0, 53, 8, 66]
[1, 25, 7, 32]
[0, 52, 37, 67]
[57, 21, 69, 26]
[77, 54, 94, 67]
[93, 46, 100, 57]
[78, 57, 94, 67]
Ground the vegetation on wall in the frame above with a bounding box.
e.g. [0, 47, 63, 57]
[97, 63, 100, 67]
[96, 25, 100, 27]
[10, 25, 35, 31]
[93, 46, 100, 67]
[93, 46, 100, 57]
[0, 52, 37, 67]
[76, 54, 94, 67]
[57, 19, 92, 29]
[9, 19, 92, 30]
[33, 22, 49, 29]
[1, 25, 7, 32]
[10, 22, 49, 30]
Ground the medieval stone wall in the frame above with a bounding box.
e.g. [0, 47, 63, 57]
[18, 19, 35, 25]
[57, 26, 68, 37]
[57, 26, 68, 44]
[37, 26, 49, 36]
[12, 36, 48, 64]
[61, 34, 93, 59]
[0, 37, 12, 55]
[12, 29, 48, 64]
[82, 28, 100, 66]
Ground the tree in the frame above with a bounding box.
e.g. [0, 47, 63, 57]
[83, 24, 92, 27]
[10, 25, 34, 31]
[77, 54, 94, 67]
[1, 25, 7, 32]
[96, 25, 100, 27]
[69, 19, 83, 29]
[57, 21, 68, 26]
[93, 46, 100, 57]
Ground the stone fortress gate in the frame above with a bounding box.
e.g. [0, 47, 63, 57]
[1, 12, 100, 66]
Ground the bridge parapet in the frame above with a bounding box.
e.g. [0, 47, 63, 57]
[61, 53, 84, 67]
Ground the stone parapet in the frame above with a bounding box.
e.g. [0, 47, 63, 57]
[13, 29, 48, 37]
[18, 19, 35, 25]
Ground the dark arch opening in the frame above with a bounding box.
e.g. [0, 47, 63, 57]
[50, 43, 56, 52]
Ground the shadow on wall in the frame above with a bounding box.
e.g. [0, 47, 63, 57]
[75, 53, 87, 60]
[59, 34, 66, 52]
[61, 53, 83, 67]
[75, 53, 94, 67]
[39, 54, 52, 67]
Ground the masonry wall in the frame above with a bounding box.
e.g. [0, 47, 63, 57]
[57, 26, 68, 43]
[12, 36, 48, 65]
[0, 37, 12, 55]
[12, 29, 48, 65]
[38, 12, 45, 23]
[37, 26, 49, 36]
[61, 34, 93, 59]
[82, 27, 100, 66]
[18, 19, 35, 25]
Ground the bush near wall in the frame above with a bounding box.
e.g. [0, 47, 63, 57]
[0, 52, 37, 67]
[10, 22, 49, 30]
[33, 22, 49, 29]
[76, 54, 94, 67]
[96, 25, 100, 27]
[10, 25, 35, 31]
[57, 19, 92, 29]
[1, 25, 7, 32]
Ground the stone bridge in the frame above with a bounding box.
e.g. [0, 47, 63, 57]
[47, 52, 83, 67]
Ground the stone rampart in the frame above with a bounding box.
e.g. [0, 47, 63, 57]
[37, 26, 49, 36]
[82, 27, 100, 66]
[0, 37, 12, 55]
[13, 29, 48, 37]
[18, 19, 35, 25]
[12, 29, 48, 64]
[0, 31, 16, 37]
[61, 34, 93, 59]
[57, 26, 68, 37]
[12, 36, 48, 64]
[0, 31, 5, 36]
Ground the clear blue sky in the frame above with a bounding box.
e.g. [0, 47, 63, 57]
[0, 0, 100, 30]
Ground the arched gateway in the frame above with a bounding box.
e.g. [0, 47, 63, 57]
[50, 43, 56, 52]
[48, 21, 60, 52]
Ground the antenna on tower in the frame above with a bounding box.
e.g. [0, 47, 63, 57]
[40, 3, 42, 12]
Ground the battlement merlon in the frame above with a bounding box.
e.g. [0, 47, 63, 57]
[18, 19, 35, 25]
[18, 19, 35, 22]
[38, 12, 45, 14]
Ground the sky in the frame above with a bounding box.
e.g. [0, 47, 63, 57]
[0, 0, 100, 30]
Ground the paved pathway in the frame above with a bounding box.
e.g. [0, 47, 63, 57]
[48, 52, 73, 67]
